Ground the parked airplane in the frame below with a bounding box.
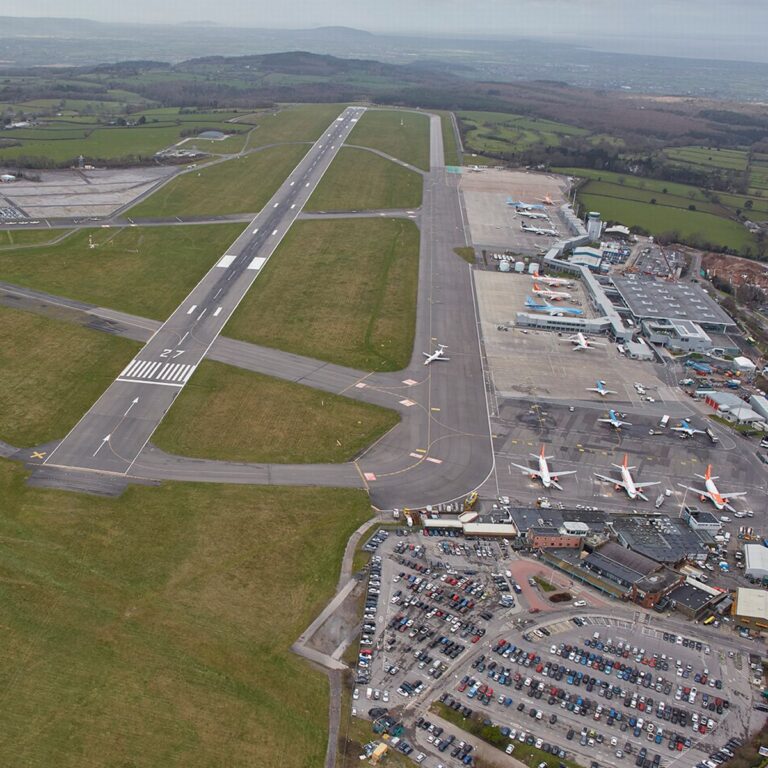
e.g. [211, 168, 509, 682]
[518, 210, 550, 220]
[594, 454, 660, 501]
[521, 222, 558, 236]
[533, 282, 572, 301]
[423, 344, 450, 365]
[540, 194, 554, 205]
[671, 419, 705, 438]
[678, 465, 747, 511]
[599, 409, 632, 430]
[586, 380, 617, 397]
[524, 296, 583, 316]
[509, 445, 576, 490]
[530, 274, 574, 288]
[506, 198, 546, 211]
[568, 332, 605, 351]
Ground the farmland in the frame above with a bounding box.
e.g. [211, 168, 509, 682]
[306, 147, 422, 211]
[348, 109, 430, 171]
[0, 223, 243, 319]
[152, 360, 399, 464]
[0, 457, 371, 768]
[128, 144, 308, 218]
[225, 217, 420, 371]
[663, 145, 748, 171]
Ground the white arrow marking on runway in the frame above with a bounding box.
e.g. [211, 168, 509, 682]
[93, 434, 110, 456]
[123, 398, 139, 417]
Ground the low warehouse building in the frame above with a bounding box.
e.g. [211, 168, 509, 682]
[732, 588, 768, 632]
[744, 544, 768, 580]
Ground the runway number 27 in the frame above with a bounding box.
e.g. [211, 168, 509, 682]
[160, 349, 185, 359]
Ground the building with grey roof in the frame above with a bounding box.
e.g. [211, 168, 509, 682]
[612, 276, 735, 333]
[744, 544, 768, 580]
[611, 515, 712, 565]
[642, 318, 712, 353]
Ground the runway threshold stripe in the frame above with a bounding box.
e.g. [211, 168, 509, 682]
[133, 361, 153, 378]
[145, 362, 162, 378]
[117, 378, 183, 388]
[156, 363, 171, 380]
[216, 254, 236, 268]
[213, 306, 222, 317]
[182, 365, 197, 382]
[247, 256, 266, 270]
[163, 364, 181, 381]
[121, 359, 140, 377]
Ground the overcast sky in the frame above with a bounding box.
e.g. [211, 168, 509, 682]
[3, 1, 765, 52]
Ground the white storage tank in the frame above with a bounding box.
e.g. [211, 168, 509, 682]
[528, 262, 540, 274]
[499, 260, 511, 272]
[514, 261, 525, 273]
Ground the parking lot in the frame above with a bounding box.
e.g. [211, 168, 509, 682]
[460, 169, 569, 253]
[347, 530, 760, 768]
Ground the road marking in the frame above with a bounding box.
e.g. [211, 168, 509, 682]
[253, 227, 260, 233]
[431, 407, 441, 412]
[93, 434, 110, 457]
[290, 203, 296, 209]
[415, 448, 426, 454]
[213, 306, 222, 317]
[399, 399, 416, 407]
[289, 182, 294, 186]
[197, 308, 207, 320]
[305, 183, 310, 187]
[426, 457, 443, 464]
[247, 256, 266, 270]
[402, 379, 418, 386]
[355, 382, 367, 389]
[31, 451, 46, 459]
[271, 228, 278, 236]
[214, 289, 222, 299]
[273, 203, 279, 208]
[363, 472, 377, 482]
[410, 452, 422, 459]
[123, 397, 140, 416]
[116, 378, 183, 388]
[186, 305, 197, 315]
[216, 254, 236, 268]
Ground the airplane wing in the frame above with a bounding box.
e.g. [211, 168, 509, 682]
[549, 480, 563, 491]
[594, 473, 623, 487]
[677, 483, 708, 496]
[510, 463, 540, 477]
[635, 481, 660, 489]
[723, 491, 748, 498]
[552, 470, 577, 477]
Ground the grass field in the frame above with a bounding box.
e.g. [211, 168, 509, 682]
[153, 360, 399, 463]
[0, 306, 139, 446]
[128, 144, 308, 218]
[0, 228, 74, 247]
[348, 110, 430, 171]
[306, 147, 422, 211]
[230, 103, 346, 148]
[0, 117, 245, 164]
[459, 110, 587, 156]
[663, 146, 748, 171]
[0, 457, 371, 768]
[225, 218, 419, 371]
[0, 223, 243, 319]
[578, 190, 755, 251]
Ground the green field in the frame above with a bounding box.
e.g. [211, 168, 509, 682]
[306, 147, 422, 211]
[663, 145, 748, 171]
[0, 113, 248, 164]
[578, 191, 755, 251]
[458, 110, 587, 156]
[0, 223, 243, 319]
[230, 103, 346, 148]
[225, 218, 419, 371]
[0, 457, 371, 768]
[0, 306, 139, 446]
[348, 110, 430, 171]
[153, 360, 398, 464]
[0, 228, 74, 247]
[581, 180, 721, 215]
[128, 144, 308, 218]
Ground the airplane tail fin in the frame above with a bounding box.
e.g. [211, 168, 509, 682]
[704, 464, 719, 480]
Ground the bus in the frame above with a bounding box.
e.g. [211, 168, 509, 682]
[659, 415, 670, 428]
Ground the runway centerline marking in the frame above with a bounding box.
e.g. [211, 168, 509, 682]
[186, 304, 197, 315]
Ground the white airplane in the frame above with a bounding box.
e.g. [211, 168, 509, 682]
[568, 332, 605, 351]
[530, 274, 573, 288]
[533, 282, 572, 301]
[423, 344, 450, 365]
[521, 223, 558, 236]
[677, 464, 747, 512]
[598, 409, 631, 430]
[586, 380, 617, 397]
[518, 210, 550, 220]
[509, 445, 576, 491]
[540, 194, 554, 205]
[507, 198, 546, 211]
[670, 419, 705, 438]
[594, 454, 660, 501]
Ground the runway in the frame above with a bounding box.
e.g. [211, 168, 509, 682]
[22, 108, 495, 509]
[42, 106, 367, 475]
